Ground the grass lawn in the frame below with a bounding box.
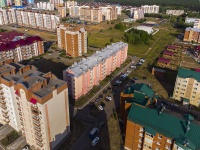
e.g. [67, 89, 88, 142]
[58, 118, 85, 150]
[0, 131, 19, 147]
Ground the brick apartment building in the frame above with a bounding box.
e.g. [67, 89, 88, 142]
[0, 59, 70, 150]
[0, 32, 44, 62]
[173, 67, 200, 107]
[184, 27, 200, 43]
[57, 24, 87, 57]
[120, 83, 200, 150]
[63, 42, 128, 100]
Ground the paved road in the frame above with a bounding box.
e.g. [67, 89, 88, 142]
[68, 56, 140, 150]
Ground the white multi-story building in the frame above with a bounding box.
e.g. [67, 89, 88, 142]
[0, 60, 70, 150]
[0, 8, 17, 25]
[141, 5, 159, 14]
[173, 67, 200, 107]
[36, 2, 55, 10]
[130, 7, 144, 20]
[185, 17, 200, 28]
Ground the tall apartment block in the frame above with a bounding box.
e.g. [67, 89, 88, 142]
[183, 27, 200, 43]
[0, 36, 44, 62]
[0, 8, 17, 25]
[0, 60, 70, 150]
[141, 5, 159, 14]
[49, 0, 64, 8]
[57, 24, 87, 57]
[120, 83, 200, 150]
[173, 67, 200, 107]
[69, 5, 81, 17]
[185, 17, 200, 28]
[130, 7, 144, 20]
[36, 2, 55, 11]
[57, 6, 66, 18]
[14, 0, 22, 6]
[63, 42, 128, 100]
[79, 7, 102, 23]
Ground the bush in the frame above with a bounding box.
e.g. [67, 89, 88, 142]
[114, 23, 126, 31]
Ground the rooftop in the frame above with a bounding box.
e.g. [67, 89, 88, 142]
[158, 57, 170, 63]
[128, 104, 200, 149]
[186, 27, 200, 32]
[164, 50, 174, 55]
[0, 36, 43, 52]
[177, 67, 200, 82]
[0, 31, 24, 44]
[67, 42, 128, 77]
[167, 45, 177, 49]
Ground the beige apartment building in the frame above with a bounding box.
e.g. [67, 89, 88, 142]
[173, 67, 200, 107]
[184, 27, 200, 43]
[0, 60, 70, 150]
[57, 24, 87, 57]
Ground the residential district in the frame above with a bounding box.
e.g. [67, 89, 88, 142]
[0, 0, 200, 150]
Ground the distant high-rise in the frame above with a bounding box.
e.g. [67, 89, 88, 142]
[27, 0, 34, 4]
[0, 0, 6, 7]
[130, 7, 144, 20]
[14, 0, 22, 6]
[141, 5, 159, 14]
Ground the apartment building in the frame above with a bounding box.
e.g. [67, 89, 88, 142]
[185, 17, 200, 28]
[183, 27, 200, 43]
[69, 5, 118, 23]
[36, 2, 55, 11]
[66, 0, 77, 9]
[57, 24, 87, 57]
[120, 83, 200, 150]
[166, 10, 184, 16]
[141, 5, 159, 14]
[49, 0, 64, 7]
[0, 8, 17, 25]
[15, 9, 60, 32]
[124, 103, 200, 150]
[172, 67, 200, 107]
[57, 6, 66, 18]
[0, 36, 44, 62]
[63, 42, 128, 100]
[14, 0, 22, 6]
[130, 7, 144, 20]
[0, 60, 70, 150]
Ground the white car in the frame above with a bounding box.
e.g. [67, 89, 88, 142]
[91, 137, 100, 146]
[127, 70, 131, 73]
[98, 105, 103, 110]
[140, 58, 145, 63]
[106, 96, 112, 101]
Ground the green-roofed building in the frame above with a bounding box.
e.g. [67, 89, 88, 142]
[124, 103, 200, 150]
[172, 67, 200, 107]
[120, 83, 157, 133]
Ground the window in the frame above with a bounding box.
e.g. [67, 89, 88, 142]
[156, 141, 161, 145]
[146, 132, 154, 138]
[158, 135, 162, 139]
[167, 139, 172, 144]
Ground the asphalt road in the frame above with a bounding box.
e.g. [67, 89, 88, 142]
[68, 56, 140, 150]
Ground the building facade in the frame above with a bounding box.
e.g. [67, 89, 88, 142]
[166, 10, 184, 16]
[130, 7, 144, 20]
[0, 0, 5, 7]
[185, 17, 200, 28]
[0, 8, 17, 25]
[58, 6, 66, 18]
[66, 0, 77, 9]
[63, 42, 128, 100]
[141, 5, 159, 14]
[57, 24, 87, 57]
[0, 36, 44, 62]
[183, 27, 200, 43]
[0, 60, 70, 150]
[14, 0, 22, 6]
[173, 67, 200, 107]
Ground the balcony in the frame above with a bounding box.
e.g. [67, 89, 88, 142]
[35, 132, 42, 137]
[0, 87, 2, 90]
[21, 122, 24, 126]
[32, 110, 39, 116]
[19, 112, 22, 116]
[36, 137, 43, 142]
[33, 116, 39, 121]
[3, 114, 9, 118]
[20, 117, 23, 121]
[34, 127, 41, 132]
[37, 142, 43, 147]
[2, 109, 8, 114]
[1, 105, 7, 109]
[4, 119, 9, 123]
[0, 97, 5, 100]
[0, 100, 6, 105]
[31, 105, 38, 111]
[33, 120, 40, 126]
[18, 107, 21, 111]
[0, 92, 4, 95]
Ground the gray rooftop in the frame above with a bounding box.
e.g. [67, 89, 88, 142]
[67, 42, 128, 77]
[186, 27, 200, 32]
[1, 62, 66, 98]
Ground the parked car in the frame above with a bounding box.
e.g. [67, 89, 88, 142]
[131, 65, 136, 69]
[127, 70, 131, 73]
[140, 58, 145, 63]
[116, 80, 122, 84]
[95, 98, 100, 103]
[99, 94, 103, 98]
[98, 122, 105, 129]
[98, 105, 103, 110]
[105, 96, 112, 101]
[89, 128, 99, 139]
[103, 90, 107, 94]
[91, 137, 100, 146]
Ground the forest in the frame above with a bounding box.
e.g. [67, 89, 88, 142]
[77, 0, 200, 11]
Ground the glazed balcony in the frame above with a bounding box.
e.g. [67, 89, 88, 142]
[21, 122, 24, 126]
[1, 105, 7, 109]
[35, 132, 42, 137]
[33, 116, 40, 121]
[31, 105, 38, 111]
[0, 92, 4, 95]
[3, 114, 9, 118]
[34, 127, 41, 132]
[18, 107, 21, 111]
[0, 87, 2, 90]
[33, 120, 40, 126]
[2, 109, 8, 114]
[4, 119, 9, 123]
[0, 100, 6, 105]
[0, 97, 5, 100]
[20, 117, 23, 121]
[36, 137, 43, 142]
[32, 110, 39, 116]
[37, 142, 43, 147]
[19, 112, 22, 116]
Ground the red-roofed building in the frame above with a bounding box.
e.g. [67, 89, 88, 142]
[163, 50, 174, 58]
[0, 36, 44, 62]
[0, 31, 25, 44]
[158, 57, 170, 67]
[167, 45, 179, 52]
